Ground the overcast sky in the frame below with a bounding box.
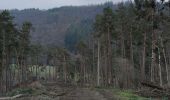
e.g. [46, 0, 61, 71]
[0, 0, 126, 10]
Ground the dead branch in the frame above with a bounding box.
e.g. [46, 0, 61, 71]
[0, 94, 24, 100]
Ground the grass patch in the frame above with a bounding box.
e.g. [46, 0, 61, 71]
[118, 90, 148, 100]
[95, 87, 149, 100]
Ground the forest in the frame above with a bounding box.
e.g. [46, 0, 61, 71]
[1, 0, 170, 100]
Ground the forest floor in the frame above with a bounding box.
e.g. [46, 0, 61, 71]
[3, 81, 159, 100]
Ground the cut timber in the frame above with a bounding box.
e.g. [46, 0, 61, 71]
[0, 94, 24, 100]
[141, 81, 164, 90]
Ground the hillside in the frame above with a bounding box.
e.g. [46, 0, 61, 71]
[2, 0, 170, 99]
[10, 3, 116, 47]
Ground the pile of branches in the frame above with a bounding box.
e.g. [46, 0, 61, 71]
[136, 81, 170, 98]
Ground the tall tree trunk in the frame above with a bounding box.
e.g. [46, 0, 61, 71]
[0, 58, 2, 95]
[129, 26, 134, 87]
[2, 30, 7, 92]
[160, 36, 169, 84]
[104, 46, 108, 86]
[83, 59, 86, 83]
[15, 48, 20, 84]
[36, 56, 39, 80]
[0, 71, 2, 95]
[151, 10, 156, 82]
[49, 66, 51, 81]
[158, 47, 163, 86]
[107, 27, 112, 85]
[63, 55, 67, 83]
[151, 30, 156, 82]
[97, 41, 100, 87]
[141, 32, 146, 81]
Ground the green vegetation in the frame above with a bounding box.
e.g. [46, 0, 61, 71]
[118, 90, 147, 100]
[95, 87, 148, 100]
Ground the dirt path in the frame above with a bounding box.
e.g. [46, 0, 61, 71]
[12, 82, 116, 100]
[42, 82, 116, 100]
[59, 88, 107, 100]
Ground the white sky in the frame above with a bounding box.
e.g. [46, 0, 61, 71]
[0, 0, 126, 10]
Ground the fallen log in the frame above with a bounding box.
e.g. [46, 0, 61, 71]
[0, 94, 24, 100]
